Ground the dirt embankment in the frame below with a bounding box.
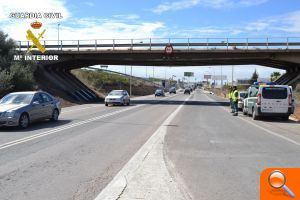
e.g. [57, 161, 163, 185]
[72, 69, 158, 98]
[294, 83, 300, 119]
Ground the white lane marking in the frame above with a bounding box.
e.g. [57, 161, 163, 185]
[94, 95, 191, 200]
[62, 94, 178, 114]
[62, 105, 102, 114]
[203, 92, 300, 147]
[0, 105, 143, 151]
[237, 116, 300, 146]
[0, 94, 180, 151]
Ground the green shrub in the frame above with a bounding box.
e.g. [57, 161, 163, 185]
[0, 30, 37, 97]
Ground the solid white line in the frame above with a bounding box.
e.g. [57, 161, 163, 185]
[203, 92, 300, 147]
[0, 105, 143, 151]
[62, 105, 102, 114]
[0, 94, 180, 151]
[94, 95, 191, 200]
[237, 116, 300, 146]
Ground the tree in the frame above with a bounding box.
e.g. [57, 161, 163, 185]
[0, 30, 36, 97]
[249, 69, 259, 84]
[270, 71, 281, 81]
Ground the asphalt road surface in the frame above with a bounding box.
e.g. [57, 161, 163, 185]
[0, 90, 299, 200]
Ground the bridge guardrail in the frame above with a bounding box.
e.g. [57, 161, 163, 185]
[16, 37, 300, 52]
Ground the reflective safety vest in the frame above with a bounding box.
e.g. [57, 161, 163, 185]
[229, 91, 232, 99]
[232, 90, 239, 102]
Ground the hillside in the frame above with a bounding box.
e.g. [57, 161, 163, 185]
[71, 68, 159, 98]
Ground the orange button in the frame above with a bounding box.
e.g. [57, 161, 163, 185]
[261, 168, 300, 200]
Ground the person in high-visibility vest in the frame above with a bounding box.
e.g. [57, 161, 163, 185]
[228, 87, 234, 113]
[232, 86, 239, 116]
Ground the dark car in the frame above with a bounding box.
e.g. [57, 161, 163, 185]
[169, 87, 176, 94]
[155, 89, 165, 97]
[184, 88, 191, 95]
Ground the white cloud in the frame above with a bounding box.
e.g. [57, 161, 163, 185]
[243, 10, 300, 35]
[83, 2, 94, 7]
[0, 1, 164, 41]
[153, 0, 200, 14]
[152, 0, 269, 13]
[113, 14, 140, 20]
[0, 0, 70, 22]
[2, 17, 165, 41]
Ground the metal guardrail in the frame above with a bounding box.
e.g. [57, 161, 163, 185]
[16, 37, 300, 52]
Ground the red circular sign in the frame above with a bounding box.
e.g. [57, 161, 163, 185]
[165, 44, 173, 55]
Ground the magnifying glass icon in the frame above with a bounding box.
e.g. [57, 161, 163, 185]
[268, 170, 296, 198]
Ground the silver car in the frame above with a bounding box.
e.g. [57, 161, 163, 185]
[105, 90, 130, 106]
[0, 91, 61, 128]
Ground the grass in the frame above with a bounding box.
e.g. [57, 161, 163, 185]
[71, 69, 158, 97]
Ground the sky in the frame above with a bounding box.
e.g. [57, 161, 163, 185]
[1, 0, 300, 82]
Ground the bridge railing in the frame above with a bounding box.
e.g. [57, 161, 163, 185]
[16, 37, 300, 52]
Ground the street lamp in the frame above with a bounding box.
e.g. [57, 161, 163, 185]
[57, 23, 60, 50]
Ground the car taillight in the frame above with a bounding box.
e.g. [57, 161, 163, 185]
[257, 94, 261, 105]
[288, 94, 292, 106]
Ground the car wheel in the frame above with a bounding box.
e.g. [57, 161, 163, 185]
[105, 103, 108, 106]
[127, 100, 130, 106]
[243, 107, 248, 115]
[252, 108, 259, 120]
[51, 109, 59, 122]
[123, 100, 126, 106]
[282, 116, 289, 121]
[19, 113, 30, 129]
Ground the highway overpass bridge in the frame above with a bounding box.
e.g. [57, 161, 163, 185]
[17, 37, 300, 101]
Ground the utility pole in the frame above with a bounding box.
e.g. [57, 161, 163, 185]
[152, 67, 154, 80]
[130, 66, 132, 96]
[231, 65, 234, 85]
[221, 65, 223, 88]
[164, 68, 167, 80]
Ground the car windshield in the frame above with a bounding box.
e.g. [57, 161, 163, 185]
[239, 93, 247, 98]
[109, 91, 123, 96]
[262, 87, 288, 99]
[156, 89, 163, 92]
[0, 93, 33, 105]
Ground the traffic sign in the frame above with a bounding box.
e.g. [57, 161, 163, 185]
[165, 44, 173, 55]
[184, 72, 194, 77]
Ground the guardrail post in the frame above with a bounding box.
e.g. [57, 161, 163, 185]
[287, 37, 289, 49]
[266, 37, 269, 49]
[19, 41, 21, 51]
[150, 38, 152, 51]
[60, 40, 63, 51]
[95, 40, 97, 51]
[77, 40, 79, 51]
[188, 38, 190, 51]
[131, 39, 133, 51]
[113, 39, 115, 51]
[246, 38, 249, 50]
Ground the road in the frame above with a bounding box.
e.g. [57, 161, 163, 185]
[0, 90, 300, 200]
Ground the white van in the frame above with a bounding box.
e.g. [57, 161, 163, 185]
[244, 84, 294, 120]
